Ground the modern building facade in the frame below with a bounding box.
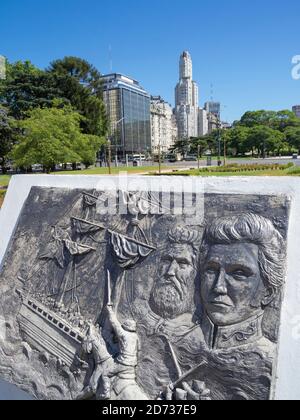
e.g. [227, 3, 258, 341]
[175, 51, 199, 139]
[207, 112, 219, 133]
[150, 96, 177, 154]
[101, 73, 151, 157]
[198, 108, 209, 136]
[171, 114, 178, 147]
[204, 101, 221, 119]
[293, 105, 300, 118]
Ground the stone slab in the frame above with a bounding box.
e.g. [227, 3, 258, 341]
[0, 175, 299, 400]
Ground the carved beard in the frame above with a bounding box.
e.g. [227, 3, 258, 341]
[149, 280, 193, 320]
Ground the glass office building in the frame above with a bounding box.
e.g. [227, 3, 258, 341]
[293, 105, 300, 118]
[101, 74, 151, 157]
[204, 101, 221, 119]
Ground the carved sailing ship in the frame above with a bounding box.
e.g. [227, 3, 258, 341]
[16, 190, 157, 367]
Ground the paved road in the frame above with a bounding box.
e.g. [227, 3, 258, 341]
[110, 157, 300, 170]
[3, 157, 299, 176]
[167, 157, 300, 169]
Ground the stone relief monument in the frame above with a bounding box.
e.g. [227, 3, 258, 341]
[0, 184, 290, 400]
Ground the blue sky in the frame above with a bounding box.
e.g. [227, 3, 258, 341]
[1, 0, 300, 122]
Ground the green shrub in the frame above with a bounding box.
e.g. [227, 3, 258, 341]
[197, 162, 294, 174]
[286, 166, 300, 175]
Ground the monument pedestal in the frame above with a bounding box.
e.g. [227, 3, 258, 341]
[0, 175, 299, 400]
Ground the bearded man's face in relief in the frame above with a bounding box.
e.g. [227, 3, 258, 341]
[149, 243, 197, 319]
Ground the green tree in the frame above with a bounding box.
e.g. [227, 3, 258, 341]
[226, 126, 250, 156]
[285, 126, 300, 153]
[49, 56, 103, 94]
[245, 126, 285, 157]
[11, 103, 105, 173]
[238, 110, 300, 132]
[0, 61, 66, 119]
[189, 137, 209, 157]
[238, 110, 278, 128]
[0, 58, 108, 138]
[271, 110, 300, 132]
[0, 106, 16, 173]
[48, 57, 108, 136]
[78, 134, 106, 169]
[169, 138, 190, 156]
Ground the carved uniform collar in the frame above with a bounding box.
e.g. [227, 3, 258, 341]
[148, 310, 195, 335]
[202, 312, 264, 350]
[136, 300, 198, 342]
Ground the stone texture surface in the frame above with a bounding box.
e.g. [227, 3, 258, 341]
[0, 179, 291, 400]
[0, 177, 299, 400]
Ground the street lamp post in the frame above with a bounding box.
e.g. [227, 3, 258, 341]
[108, 117, 125, 174]
[107, 139, 112, 175]
[158, 141, 162, 175]
[217, 119, 222, 167]
[216, 105, 228, 167]
[221, 105, 228, 166]
[223, 136, 227, 167]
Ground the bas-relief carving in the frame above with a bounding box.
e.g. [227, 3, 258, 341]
[0, 187, 290, 400]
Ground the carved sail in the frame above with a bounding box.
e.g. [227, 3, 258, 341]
[122, 191, 166, 215]
[39, 226, 96, 269]
[109, 230, 156, 269]
[82, 192, 100, 208]
[71, 216, 105, 235]
[64, 239, 95, 256]
[39, 235, 66, 269]
[19, 191, 159, 373]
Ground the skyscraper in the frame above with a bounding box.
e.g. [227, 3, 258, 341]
[175, 52, 199, 139]
[150, 96, 177, 154]
[292, 105, 300, 118]
[101, 73, 151, 157]
[198, 108, 209, 137]
[204, 101, 221, 119]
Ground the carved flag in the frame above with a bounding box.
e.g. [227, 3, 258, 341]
[83, 193, 98, 208]
[40, 227, 95, 268]
[39, 227, 70, 268]
[63, 240, 95, 257]
[110, 231, 155, 269]
[71, 217, 104, 235]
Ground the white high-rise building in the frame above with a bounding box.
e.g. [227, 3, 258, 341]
[171, 114, 178, 146]
[150, 96, 177, 154]
[198, 108, 209, 137]
[175, 51, 199, 139]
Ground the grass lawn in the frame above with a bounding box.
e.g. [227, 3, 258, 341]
[0, 175, 11, 187]
[0, 176, 10, 207]
[164, 163, 300, 177]
[165, 169, 299, 177]
[0, 166, 299, 208]
[50, 165, 168, 175]
[0, 190, 6, 207]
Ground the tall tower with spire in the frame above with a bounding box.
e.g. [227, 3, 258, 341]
[175, 51, 199, 140]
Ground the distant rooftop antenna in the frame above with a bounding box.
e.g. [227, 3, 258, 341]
[210, 83, 214, 102]
[109, 44, 113, 73]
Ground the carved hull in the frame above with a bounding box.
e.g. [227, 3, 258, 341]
[18, 297, 83, 367]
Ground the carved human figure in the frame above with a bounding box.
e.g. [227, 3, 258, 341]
[78, 322, 114, 400]
[136, 226, 203, 344]
[164, 380, 211, 401]
[200, 213, 286, 354]
[165, 213, 286, 401]
[132, 226, 205, 399]
[106, 305, 148, 400]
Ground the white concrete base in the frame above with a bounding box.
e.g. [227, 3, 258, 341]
[0, 174, 300, 400]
